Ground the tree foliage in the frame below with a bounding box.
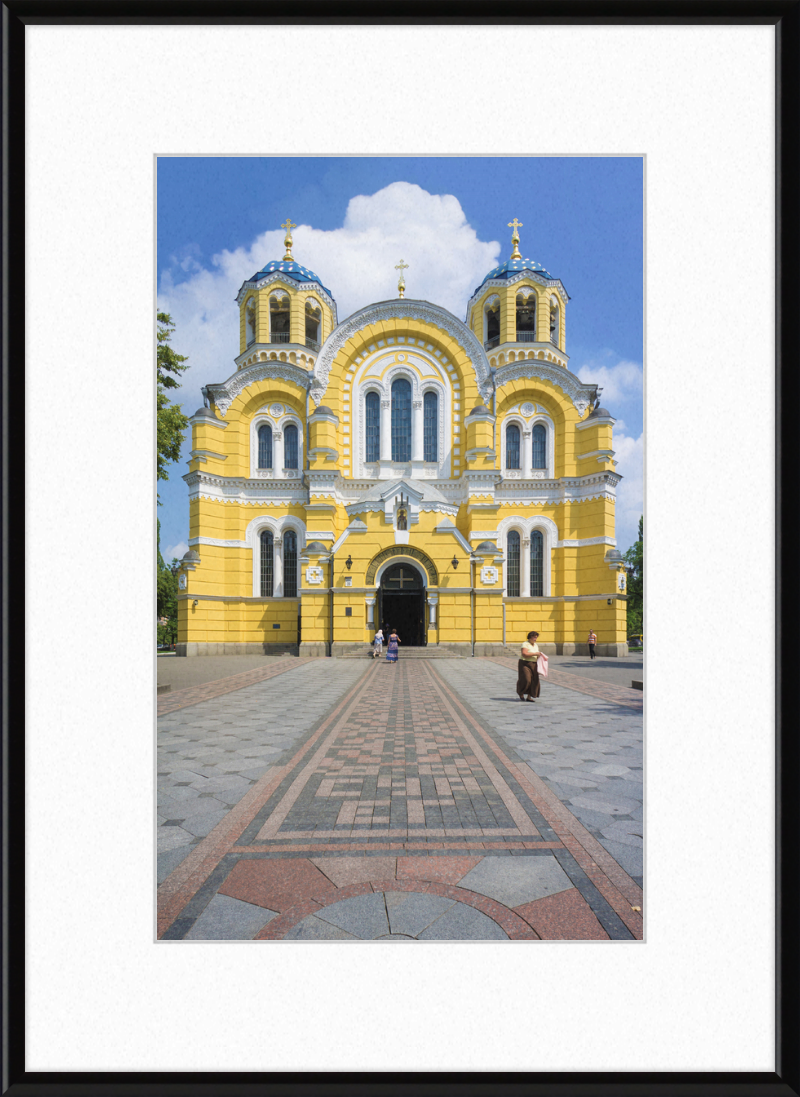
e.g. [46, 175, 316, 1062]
[157, 519, 180, 646]
[157, 312, 189, 488]
[623, 515, 643, 636]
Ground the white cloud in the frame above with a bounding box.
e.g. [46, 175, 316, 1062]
[576, 354, 643, 409]
[612, 430, 643, 553]
[164, 541, 189, 562]
[158, 182, 500, 413]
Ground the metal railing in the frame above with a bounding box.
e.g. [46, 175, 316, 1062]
[305, 338, 320, 352]
[484, 337, 500, 350]
[269, 332, 290, 343]
[516, 331, 537, 342]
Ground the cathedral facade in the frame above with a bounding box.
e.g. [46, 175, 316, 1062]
[176, 221, 629, 657]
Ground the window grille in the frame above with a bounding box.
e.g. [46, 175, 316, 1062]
[283, 531, 297, 598]
[365, 392, 380, 462]
[391, 379, 411, 462]
[423, 391, 438, 462]
[532, 424, 546, 469]
[530, 530, 544, 597]
[284, 424, 299, 469]
[506, 424, 520, 469]
[260, 531, 274, 597]
[507, 531, 521, 597]
[258, 424, 273, 469]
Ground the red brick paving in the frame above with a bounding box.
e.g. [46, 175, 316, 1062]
[219, 857, 337, 911]
[157, 657, 318, 715]
[515, 888, 610, 940]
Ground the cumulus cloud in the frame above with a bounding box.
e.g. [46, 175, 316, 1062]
[158, 182, 500, 413]
[164, 541, 189, 562]
[576, 354, 643, 409]
[612, 430, 644, 554]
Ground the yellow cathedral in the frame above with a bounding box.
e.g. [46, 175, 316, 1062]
[176, 219, 629, 657]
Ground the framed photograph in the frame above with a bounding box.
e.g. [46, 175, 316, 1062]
[4, 5, 794, 1092]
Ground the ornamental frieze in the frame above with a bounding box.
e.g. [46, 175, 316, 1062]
[208, 362, 311, 417]
[494, 362, 596, 416]
[365, 545, 439, 586]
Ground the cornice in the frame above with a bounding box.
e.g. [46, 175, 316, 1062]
[235, 270, 338, 321]
[312, 299, 493, 405]
[494, 361, 597, 416]
[466, 271, 569, 315]
[207, 361, 311, 418]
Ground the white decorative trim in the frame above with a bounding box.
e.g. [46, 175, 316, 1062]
[480, 565, 499, 584]
[189, 412, 228, 429]
[576, 413, 616, 430]
[189, 450, 228, 463]
[207, 362, 310, 418]
[188, 537, 248, 548]
[249, 412, 304, 479]
[306, 531, 334, 541]
[305, 566, 324, 585]
[313, 300, 493, 405]
[557, 536, 617, 548]
[373, 556, 428, 589]
[495, 362, 597, 416]
[235, 270, 338, 320]
[496, 513, 558, 596]
[244, 513, 306, 597]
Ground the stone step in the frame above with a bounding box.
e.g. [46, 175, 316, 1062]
[339, 647, 466, 659]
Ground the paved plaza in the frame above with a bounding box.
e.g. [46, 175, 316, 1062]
[157, 656, 643, 941]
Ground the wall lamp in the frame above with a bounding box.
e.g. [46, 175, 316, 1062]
[192, 599, 199, 607]
[345, 555, 353, 570]
[607, 598, 613, 605]
[451, 556, 459, 570]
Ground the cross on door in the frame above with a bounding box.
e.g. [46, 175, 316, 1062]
[388, 567, 417, 588]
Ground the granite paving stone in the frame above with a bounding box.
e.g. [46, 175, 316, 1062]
[283, 915, 360, 940]
[184, 895, 279, 940]
[458, 854, 573, 908]
[417, 901, 509, 940]
[315, 893, 391, 939]
[385, 891, 457, 937]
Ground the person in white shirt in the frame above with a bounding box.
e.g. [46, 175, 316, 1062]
[517, 631, 542, 702]
[373, 628, 384, 658]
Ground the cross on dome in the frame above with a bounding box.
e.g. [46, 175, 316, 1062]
[281, 218, 296, 260]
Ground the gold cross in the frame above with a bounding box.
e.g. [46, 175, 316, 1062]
[395, 258, 408, 298]
[396, 568, 415, 588]
[508, 218, 523, 259]
[508, 218, 523, 235]
[395, 259, 409, 276]
[281, 218, 296, 236]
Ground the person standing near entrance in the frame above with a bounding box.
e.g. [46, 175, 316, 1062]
[588, 629, 597, 659]
[386, 628, 400, 664]
[373, 628, 384, 658]
[517, 631, 541, 701]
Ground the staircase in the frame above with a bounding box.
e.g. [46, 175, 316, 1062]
[339, 646, 467, 659]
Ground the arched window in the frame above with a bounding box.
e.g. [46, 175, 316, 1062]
[283, 531, 297, 598]
[530, 530, 544, 597]
[391, 378, 411, 462]
[485, 301, 500, 349]
[506, 424, 520, 469]
[549, 298, 560, 348]
[305, 300, 321, 351]
[260, 531, 274, 597]
[284, 423, 299, 469]
[258, 423, 273, 469]
[507, 531, 521, 597]
[516, 292, 536, 342]
[532, 424, 546, 469]
[365, 391, 380, 463]
[423, 391, 438, 462]
[245, 298, 256, 346]
[270, 293, 290, 343]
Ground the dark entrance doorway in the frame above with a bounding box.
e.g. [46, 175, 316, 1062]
[378, 563, 425, 646]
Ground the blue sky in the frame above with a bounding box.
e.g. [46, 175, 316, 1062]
[157, 156, 643, 559]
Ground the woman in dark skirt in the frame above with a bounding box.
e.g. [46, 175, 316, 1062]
[516, 631, 541, 701]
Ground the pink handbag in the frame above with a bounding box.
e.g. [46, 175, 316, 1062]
[537, 653, 549, 678]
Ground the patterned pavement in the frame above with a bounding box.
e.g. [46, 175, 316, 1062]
[157, 657, 644, 941]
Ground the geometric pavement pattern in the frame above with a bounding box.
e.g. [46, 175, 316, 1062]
[157, 657, 643, 941]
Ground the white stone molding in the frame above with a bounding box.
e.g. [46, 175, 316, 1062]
[427, 592, 439, 627]
[189, 450, 228, 464]
[306, 531, 334, 541]
[496, 513, 558, 597]
[208, 362, 310, 418]
[365, 596, 376, 625]
[235, 270, 337, 321]
[433, 520, 473, 554]
[495, 361, 596, 416]
[313, 299, 492, 405]
[305, 566, 324, 585]
[575, 412, 616, 429]
[466, 272, 569, 316]
[178, 573, 188, 590]
[480, 565, 499, 585]
[189, 411, 228, 429]
[556, 536, 617, 548]
[244, 513, 306, 597]
[373, 557, 428, 589]
[188, 536, 248, 548]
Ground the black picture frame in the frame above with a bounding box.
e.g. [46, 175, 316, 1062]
[2, 3, 796, 1094]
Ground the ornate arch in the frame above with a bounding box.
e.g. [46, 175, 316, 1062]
[207, 362, 310, 418]
[311, 300, 492, 405]
[365, 544, 439, 586]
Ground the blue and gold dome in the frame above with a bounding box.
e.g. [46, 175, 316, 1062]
[249, 258, 332, 297]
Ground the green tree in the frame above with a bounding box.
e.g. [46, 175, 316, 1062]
[157, 519, 180, 646]
[623, 515, 643, 637]
[157, 311, 189, 492]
